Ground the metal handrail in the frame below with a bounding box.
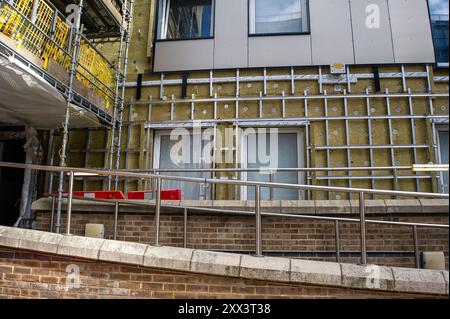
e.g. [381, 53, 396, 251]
[120, 165, 448, 172]
[1, 161, 448, 266]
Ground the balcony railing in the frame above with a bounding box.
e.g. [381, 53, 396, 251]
[0, 0, 117, 109]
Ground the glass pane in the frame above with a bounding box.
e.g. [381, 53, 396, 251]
[164, 0, 213, 40]
[254, 0, 304, 34]
[158, 134, 211, 199]
[439, 131, 449, 193]
[246, 132, 299, 200]
[429, 0, 449, 63]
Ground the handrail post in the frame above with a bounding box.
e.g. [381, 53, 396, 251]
[114, 201, 119, 240]
[255, 185, 262, 256]
[49, 195, 55, 233]
[66, 171, 74, 235]
[335, 220, 341, 263]
[154, 177, 161, 246]
[183, 208, 188, 248]
[359, 191, 367, 264]
[413, 225, 420, 268]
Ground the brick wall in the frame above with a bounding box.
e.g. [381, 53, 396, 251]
[0, 247, 443, 299]
[34, 209, 449, 269]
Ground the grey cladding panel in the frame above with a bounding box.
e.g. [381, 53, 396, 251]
[388, 0, 435, 63]
[214, 0, 248, 68]
[310, 0, 355, 65]
[154, 40, 214, 72]
[248, 35, 312, 68]
[350, 0, 395, 64]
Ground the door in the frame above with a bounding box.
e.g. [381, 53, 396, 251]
[0, 138, 25, 226]
[153, 129, 212, 200]
[241, 128, 305, 200]
[438, 128, 449, 193]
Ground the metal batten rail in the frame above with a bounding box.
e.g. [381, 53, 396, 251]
[1, 161, 448, 266]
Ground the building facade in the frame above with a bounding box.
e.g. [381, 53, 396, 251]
[1, 0, 449, 216]
[63, 0, 449, 201]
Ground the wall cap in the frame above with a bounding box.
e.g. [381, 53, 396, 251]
[0, 225, 448, 296]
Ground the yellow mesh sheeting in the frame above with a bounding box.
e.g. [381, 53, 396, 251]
[0, 0, 114, 109]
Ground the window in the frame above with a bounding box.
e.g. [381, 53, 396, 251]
[428, 0, 449, 64]
[153, 130, 212, 200]
[157, 0, 214, 40]
[437, 127, 449, 193]
[241, 128, 305, 200]
[249, 0, 309, 35]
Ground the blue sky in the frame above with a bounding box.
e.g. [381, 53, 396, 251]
[429, 0, 449, 14]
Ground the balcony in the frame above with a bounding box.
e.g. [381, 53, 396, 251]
[0, 0, 119, 128]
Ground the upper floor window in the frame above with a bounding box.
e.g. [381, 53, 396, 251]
[428, 0, 449, 64]
[249, 0, 309, 35]
[157, 0, 214, 40]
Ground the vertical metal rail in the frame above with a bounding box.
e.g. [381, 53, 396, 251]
[83, 129, 91, 190]
[66, 171, 74, 235]
[426, 65, 441, 193]
[407, 88, 420, 192]
[154, 177, 162, 246]
[359, 191, 367, 264]
[335, 220, 341, 262]
[343, 89, 352, 199]
[324, 90, 331, 200]
[114, 0, 135, 190]
[55, 0, 84, 234]
[122, 102, 133, 194]
[49, 195, 55, 232]
[385, 88, 398, 192]
[365, 88, 376, 197]
[183, 207, 188, 248]
[113, 201, 119, 240]
[413, 225, 420, 269]
[255, 185, 262, 256]
[304, 90, 311, 199]
[144, 96, 152, 190]
[108, 0, 127, 190]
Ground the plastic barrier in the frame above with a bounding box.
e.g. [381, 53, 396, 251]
[51, 190, 126, 200]
[128, 189, 182, 200]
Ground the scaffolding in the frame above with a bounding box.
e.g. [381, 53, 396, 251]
[52, 0, 134, 233]
[0, 0, 134, 232]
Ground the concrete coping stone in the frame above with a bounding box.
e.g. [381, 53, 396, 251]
[0, 225, 447, 296]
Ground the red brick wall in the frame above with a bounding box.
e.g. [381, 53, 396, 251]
[0, 247, 444, 299]
[34, 211, 449, 269]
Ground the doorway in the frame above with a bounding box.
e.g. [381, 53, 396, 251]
[0, 138, 25, 226]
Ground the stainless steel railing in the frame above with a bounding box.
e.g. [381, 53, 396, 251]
[1, 161, 448, 266]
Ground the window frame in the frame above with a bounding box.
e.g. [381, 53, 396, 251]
[239, 127, 305, 200]
[248, 0, 311, 37]
[155, 0, 216, 42]
[153, 129, 213, 200]
[426, 0, 449, 67]
[436, 125, 449, 194]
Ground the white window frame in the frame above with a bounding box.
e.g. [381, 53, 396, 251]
[249, 0, 309, 35]
[436, 125, 449, 193]
[153, 129, 213, 199]
[158, 0, 215, 40]
[240, 127, 305, 200]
